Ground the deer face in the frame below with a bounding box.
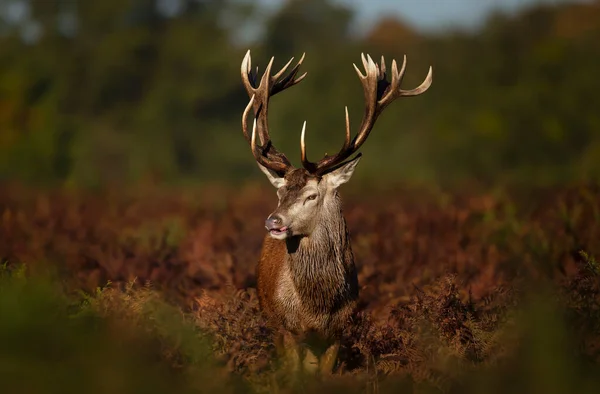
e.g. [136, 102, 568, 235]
[258, 156, 361, 240]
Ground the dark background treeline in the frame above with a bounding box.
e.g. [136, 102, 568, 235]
[1, 0, 599, 188]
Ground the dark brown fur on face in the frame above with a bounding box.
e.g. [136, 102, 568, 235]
[283, 168, 316, 191]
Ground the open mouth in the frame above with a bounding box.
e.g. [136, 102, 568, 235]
[268, 226, 288, 236]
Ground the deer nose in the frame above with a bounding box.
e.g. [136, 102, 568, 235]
[265, 215, 283, 230]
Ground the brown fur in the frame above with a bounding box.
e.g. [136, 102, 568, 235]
[256, 236, 286, 320]
[256, 168, 359, 346]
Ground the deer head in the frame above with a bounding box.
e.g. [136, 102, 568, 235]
[241, 50, 432, 240]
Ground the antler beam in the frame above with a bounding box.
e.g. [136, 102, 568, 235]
[241, 50, 307, 176]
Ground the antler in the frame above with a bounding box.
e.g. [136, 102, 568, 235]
[300, 53, 433, 175]
[241, 50, 307, 176]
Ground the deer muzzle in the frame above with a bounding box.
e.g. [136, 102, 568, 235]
[265, 215, 289, 239]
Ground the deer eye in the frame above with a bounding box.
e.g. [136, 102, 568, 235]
[306, 194, 317, 202]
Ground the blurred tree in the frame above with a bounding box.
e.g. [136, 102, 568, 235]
[263, 0, 352, 56]
[0, 0, 599, 187]
[365, 17, 420, 53]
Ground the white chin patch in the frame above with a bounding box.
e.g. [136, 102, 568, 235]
[268, 228, 289, 240]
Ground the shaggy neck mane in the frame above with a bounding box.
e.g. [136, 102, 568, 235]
[284, 192, 352, 311]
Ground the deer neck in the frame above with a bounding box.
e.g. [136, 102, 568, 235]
[284, 193, 351, 298]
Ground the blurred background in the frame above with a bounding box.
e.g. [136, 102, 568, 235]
[2, 3, 600, 392]
[0, 0, 598, 189]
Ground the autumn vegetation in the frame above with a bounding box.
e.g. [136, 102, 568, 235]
[2, 183, 600, 393]
[1, 0, 600, 393]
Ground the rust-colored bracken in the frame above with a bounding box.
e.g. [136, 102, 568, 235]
[1, 183, 599, 387]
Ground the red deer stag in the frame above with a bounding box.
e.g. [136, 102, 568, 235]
[240, 50, 432, 375]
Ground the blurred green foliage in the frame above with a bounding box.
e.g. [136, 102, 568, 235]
[0, 0, 599, 188]
[0, 264, 245, 394]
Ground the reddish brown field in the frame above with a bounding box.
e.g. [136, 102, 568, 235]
[1, 182, 600, 392]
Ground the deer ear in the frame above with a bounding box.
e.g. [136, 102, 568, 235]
[324, 154, 362, 189]
[257, 162, 286, 189]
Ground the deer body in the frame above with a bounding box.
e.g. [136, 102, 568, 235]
[256, 170, 359, 339]
[239, 50, 432, 374]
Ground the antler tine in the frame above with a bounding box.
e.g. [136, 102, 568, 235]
[361, 53, 369, 73]
[398, 54, 407, 83]
[272, 53, 307, 95]
[300, 121, 314, 172]
[241, 94, 255, 143]
[250, 117, 259, 157]
[273, 53, 306, 84]
[380, 55, 431, 107]
[343, 106, 351, 150]
[300, 53, 433, 175]
[272, 56, 295, 81]
[241, 50, 253, 90]
[393, 55, 407, 89]
[400, 66, 433, 96]
[240, 50, 308, 176]
[353, 63, 365, 79]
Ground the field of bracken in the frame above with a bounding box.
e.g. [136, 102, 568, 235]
[1, 182, 600, 393]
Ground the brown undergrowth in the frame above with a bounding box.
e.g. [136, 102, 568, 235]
[1, 182, 600, 392]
